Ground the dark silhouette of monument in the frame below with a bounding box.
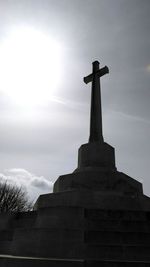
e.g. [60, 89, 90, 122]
[0, 61, 150, 266]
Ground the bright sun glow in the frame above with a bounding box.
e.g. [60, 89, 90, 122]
[0, 26, 63, 105]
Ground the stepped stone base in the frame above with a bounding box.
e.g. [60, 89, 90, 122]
[0, 141, 150, 266]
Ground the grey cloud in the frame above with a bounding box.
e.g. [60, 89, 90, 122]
[0, 168, 53, 202]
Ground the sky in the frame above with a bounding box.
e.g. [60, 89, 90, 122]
[0, 0, 150, 202]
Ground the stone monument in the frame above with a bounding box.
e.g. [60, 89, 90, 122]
[0, 61, 150, 266]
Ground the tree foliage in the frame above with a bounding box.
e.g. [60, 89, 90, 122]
[0, 182, 32, 213]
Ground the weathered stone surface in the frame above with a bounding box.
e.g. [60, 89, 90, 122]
[86, 260, 150, 266]
[77, 142, 116, 171]
[1, 258, 150, 267]
[86, 244, 150, 261]
[53, 141, 143, 195]
[53, 170, 143, 194]
[0, 257, 84, 267]
[0, 214, 16, 230]
[11, 228, 84, 258]
[85, 231, 150, 245]
[35, 190, 150, 210]
[35, 207, 84, 229]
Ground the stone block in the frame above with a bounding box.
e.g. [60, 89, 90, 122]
[35, 207, 84, 229]
[77, 142, 116, 171]
[112, 172, 143, 195]
[85, 231, 150, 245]
[0, 241, 11, 254]
[53, 170, 143, 195]
[34, 191, 89, 210]
[34, 190, 150, 211]
[0, 213, 16, 230]
[85, 209, 147, 221]
[0, 231, 13, 255]
[86, 260, 150, 266]
[12, 211, 37, 228]
[0, 257, 84, 267]
[11, 228, 84, 258]
[86, 218, 150, 232]
[0, 230, 13, 241]
[86, 244, 150, 261]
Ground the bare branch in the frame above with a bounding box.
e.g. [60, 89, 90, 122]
[0, 182, 33, 213]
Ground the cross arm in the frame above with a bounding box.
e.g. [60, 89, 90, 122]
[99, 65, 109, 78]
[83, 65, 109, 84]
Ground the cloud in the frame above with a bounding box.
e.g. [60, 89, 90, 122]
[0, 168, 53, 203]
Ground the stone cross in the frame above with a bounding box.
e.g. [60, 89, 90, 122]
[84, 61, 109, 143]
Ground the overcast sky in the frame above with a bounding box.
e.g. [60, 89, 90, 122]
[0, 0, 149, 202]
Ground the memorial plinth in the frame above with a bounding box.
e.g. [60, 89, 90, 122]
[0, 61, 150, 267]
[53, 142, 143, 197]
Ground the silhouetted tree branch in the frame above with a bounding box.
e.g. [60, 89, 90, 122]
[0, 182, 32, 212]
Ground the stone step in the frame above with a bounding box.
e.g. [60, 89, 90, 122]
[10, 228, 84, 258]
[1, 257, 150, 267]
[11, 242, 84, 258]
[85, 231, 150, 245]
[0, 256, 84, 267]
[85, 209, 149, 221]
[86, 260, 150, 266]
[34, 190, 150, 211]
[86, 219, 150, 232]
[86, 244, 150, 261]
[12, 228, 84, 243]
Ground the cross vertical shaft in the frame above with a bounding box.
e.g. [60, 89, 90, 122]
[90, 61, 103, 142]
[84, 61, 109, 143]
